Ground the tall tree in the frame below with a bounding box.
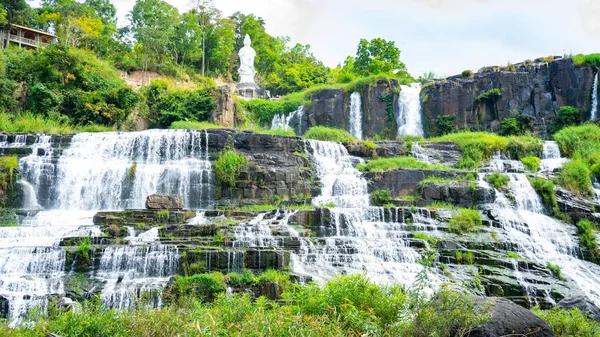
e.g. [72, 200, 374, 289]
[172, 11, 203, 73]
[0, 8, 7, 25]
[2, 0, 32, 25]
[38, 0, 104, 47]
[129, 0, 179, 84]
[204, 17, 235, 78]
[84, 0, 117, 25]
[353, 38, 405, 76]
[190, 0, 220, 77]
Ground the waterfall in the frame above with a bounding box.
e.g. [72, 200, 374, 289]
[98, 245, 179, 309]
[397, 83, 424, 137]
[411, 142, 431, 164]
[271, 106, 304, 132]
[1, 130, 216, 320]
[540, 141, 568, 173]
[592, 72, 598, 121]
[21, 130, 214, 210]
[486, 172, 600, 307]
[349, 92, 363, 140]
[294, 140, 435, 286]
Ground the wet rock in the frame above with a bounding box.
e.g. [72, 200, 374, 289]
[212, 85, 235, 127]
[145, 194, 183, 210]
[470, 297, 555, 337]
[0, 295, 9, 319]
[366, 169, 468, 198]
[420, 181, 485, 207]
[258, 282, 280, 300]
[558, 295, 600, 322]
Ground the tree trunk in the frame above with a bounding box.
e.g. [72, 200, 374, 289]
[201, 29, 206, 77]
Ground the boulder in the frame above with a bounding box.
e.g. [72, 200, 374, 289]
[0, 295, 9, 319]
[558, 295, 600, 322]
[469, 297, 554, 337]
[145, 194, 183, 210]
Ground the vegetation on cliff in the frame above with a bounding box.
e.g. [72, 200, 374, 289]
[303, 126, 357, 143]
[554, 124, 600, 195]
[356, 157, 454, 172]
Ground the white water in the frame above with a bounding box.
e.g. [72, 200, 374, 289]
[293, 140, 436, 286]
[349, 92, 363, 140]
[271, 106, 304, 132]
[2, 130, 216, 320]
[485, 172, 600, 307]
[540, 141, 568, 173]
[411, 143, 431, 164]
[397, 83, 424, 137]
[592, 72, 598, 121]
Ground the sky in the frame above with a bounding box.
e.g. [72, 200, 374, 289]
[33, 0, 600, 77]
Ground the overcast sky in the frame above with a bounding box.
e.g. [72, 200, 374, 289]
[32, 0, 600, 77]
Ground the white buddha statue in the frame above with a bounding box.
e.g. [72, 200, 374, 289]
[238, 34, 256, 84]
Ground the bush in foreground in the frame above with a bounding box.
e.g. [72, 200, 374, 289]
[534, 306, 600, 337]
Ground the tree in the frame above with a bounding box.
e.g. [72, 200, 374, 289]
[190, 0, 220, 77]
[172, 11, 203, 72]
[129, 0, 179, 83]
[353, 38, 406, 76]
[38, 0, 105, 48]
[84, 0, 116, 25]
[2, 0, 32, 25]
[204, 17, 236, 78]
[0, 8, 7, 25]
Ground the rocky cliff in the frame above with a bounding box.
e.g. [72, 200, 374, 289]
[422, 58, 598, 136]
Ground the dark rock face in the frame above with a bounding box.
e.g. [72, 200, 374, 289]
[558, 295, 600, 322]
[420, 180, 487, 207]
[0, 295, 9, 319]
[145, 194, 184, 210]
[422, 58, 596, 137]
[365, 169, 468, 198]
[470, 297, 555, 337]
[302, 79, 400, 139]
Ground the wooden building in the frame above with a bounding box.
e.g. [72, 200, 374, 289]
[0, 24, 56, 49]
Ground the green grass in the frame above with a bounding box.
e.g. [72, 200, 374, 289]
[546, 262, 565, 281]
[303, 126, 356, 143]
[529, 177, 559, 215]
[0, 112, 112, 134]
[507, 251, 524, 260]
[576, 220, 599, 257]
[557, 159, 592, 196]
[240, 123, 297, 137]
[359, 140, 378, 149]
[455, 251, 475, 264]
[485, 172, 509, 189]
[449, 208, 482, 234]
[521, 156, 540, 173]
[569, 53, 600, 68]
[533, 306, 600, 337]
[0, 273, 490, 337]
[169, 120, 223, 130]
[75, 237, 92, 263]
[356, 157, 454, 172]
[429, 132, 543, 169]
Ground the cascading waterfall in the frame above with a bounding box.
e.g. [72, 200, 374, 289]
[540, 141, 568, 173]
[397, 83, 424, 137]
[2, 130, 215, 321]
[349, 92, 363, 140]
[290, 139, 435, 285]
[591, 72, 598, 121]
[411, 142, 431, 164]
[481, 163, 600, 307]
[271, 106, 304, 132]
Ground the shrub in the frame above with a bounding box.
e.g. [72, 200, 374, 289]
[546, 262, 565, 281]
[507, 251, 524, 259]
[167, 272, 226, 303]
[533, 306, 600, 337]
[357, 157, 453, 172]
[461, 70, 474, 79]
[303, 126, 356, 143]
[475, 89, 502, 103]
[449, 209, 482, 234]
[549, 106, 583, 134]
[75, 237, 92, 263]
[576, 220, 599, 257]
[435, 115, 456, 136]
[0, 155, 18, 190]
[455, 251, 475, 264]
[228, 270, 258, 287]
[241, 93, 307, 125]
[371, 189, 393, 206]
[500, 117, 520, 136]
[557, 159, 592, 196]
[530, 177, 559, 215]
[214, 147, 248, 187]
[521, 156, 541, 173]
[486, 172, 509, 189]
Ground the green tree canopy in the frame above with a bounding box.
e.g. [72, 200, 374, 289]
[354, 38, 406, 76]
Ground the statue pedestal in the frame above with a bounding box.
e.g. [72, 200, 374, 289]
[236, 82, 270, 100]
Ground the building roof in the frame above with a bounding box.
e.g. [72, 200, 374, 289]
[4, 24, 57, 38]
